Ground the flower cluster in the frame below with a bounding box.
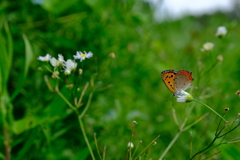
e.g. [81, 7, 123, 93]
[38, 51, 93, 76]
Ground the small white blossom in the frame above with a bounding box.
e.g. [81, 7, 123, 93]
[37, 54, 51, 61]
[201, 42, 214, 52]
[64, 59, 77, 75]
[74, 51, 93, 62]
[216, 26, 227, 37]
[58, 54, 65, 63]
[176, 90, 193, 103]
[128, 142, 134, 148]
[50, 57, 61, 67]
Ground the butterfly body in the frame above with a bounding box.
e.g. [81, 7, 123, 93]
[161, 69, 194, 95]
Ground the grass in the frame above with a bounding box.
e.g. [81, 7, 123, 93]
[1, 1, 240, 159]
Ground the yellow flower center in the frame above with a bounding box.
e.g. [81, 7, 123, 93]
[80, 54, 86, 57]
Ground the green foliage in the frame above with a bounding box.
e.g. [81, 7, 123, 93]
[0, 0, 240, 159]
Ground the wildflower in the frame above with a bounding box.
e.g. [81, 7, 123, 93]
[132, 121, 138, 124]
[37, 54, 51, 61]
[58, 54, 65, 63]
[201, 42, 214, 52]
[217, 55, 223, 62]
[128, 142, 134, 148]
[216, 26, 227, 38]
[64, 59, 77, 75]
[176, 90, 193, 103]
[109, 52, 116, 58]
[74, 51, 93, 62]
[50, 54, 65, 67]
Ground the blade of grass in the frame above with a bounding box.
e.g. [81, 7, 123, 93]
[11, 34, 33, 101]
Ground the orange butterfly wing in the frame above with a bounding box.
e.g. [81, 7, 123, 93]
[177, 70, 194, 81]
[175, 70, 194, 91]
[161, 70, 177, 94]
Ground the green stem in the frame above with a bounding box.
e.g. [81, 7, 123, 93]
[77, 82, 89, 107]
[159, 117, 188, 160]
[159, 104, 194, 159]
[55, 86, 75, 111]
[77, 90, 95, 159]
[193, 99, 230, 129]
[94, 133, 103, 160]
[80, 91, 94, 119]
[134, 135, 160, 160]
[78, 117, 96, 160]
[56, 84, 95, 159]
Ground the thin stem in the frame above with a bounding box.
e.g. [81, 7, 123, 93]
[55, 85, 75, 111]
[215, 112, 224, 136]
[103, 146, 106, 160]
[129, 122, 136, 159]
[159, 104, 194, 160]
[134, 135, 160, 160]
[193, 99, 230, 129]
[172, 108, 179, 126]
[159, 130, 181, 160]
[132, 141, 141, 158]
[94, 133, 103, 160]
[190, 131, 193, 158]
[78, 117, 96, 160]
[44, 75, 54, 92]
[190, 136, 218, 160]
[183, 113, 209, 132]
[77, 82, 89, 107]
[3, 124, 11, 160]
[80, 91, 94, 119]
[201, 151, 221, 160]
[76, 89, 95, 159]
[218, 123, 240, 138]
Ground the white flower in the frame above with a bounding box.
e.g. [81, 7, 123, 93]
[74, 51, 93, 62]
[50, 54, 65, 67]
[37, 54, 51, 61]
[201, 42, 214, 52]
[176, 90, 193, 103]
[64, 59, 77, 75]
[216, 26, 227, 37]
[128, 142, 134, 148]
[50, 57, 58, 67]
[58, 54, 65, 63]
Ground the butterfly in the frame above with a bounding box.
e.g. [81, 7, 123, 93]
[161, 69, 194, 96]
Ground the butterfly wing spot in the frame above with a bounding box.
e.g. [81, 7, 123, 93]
[161, 70, 177, 93]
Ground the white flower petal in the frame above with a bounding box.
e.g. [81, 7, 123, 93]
[50, 57, 58, 67]
[201, 42, 214, 52]
[216, 26, 227, 37]
[58, 54, 65, 63]
[38, 54, 51, 61]
[176, 90, 193, 103]
[74, 51, 93, 62]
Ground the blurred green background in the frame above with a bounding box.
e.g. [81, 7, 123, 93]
[1, 0, 240, 159]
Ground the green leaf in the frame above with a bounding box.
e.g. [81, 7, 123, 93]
[22, 34, 33, 77]
[12, 116, 59, 135]
[0, 22, 13, 95]
[11, 34, 33, 101]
